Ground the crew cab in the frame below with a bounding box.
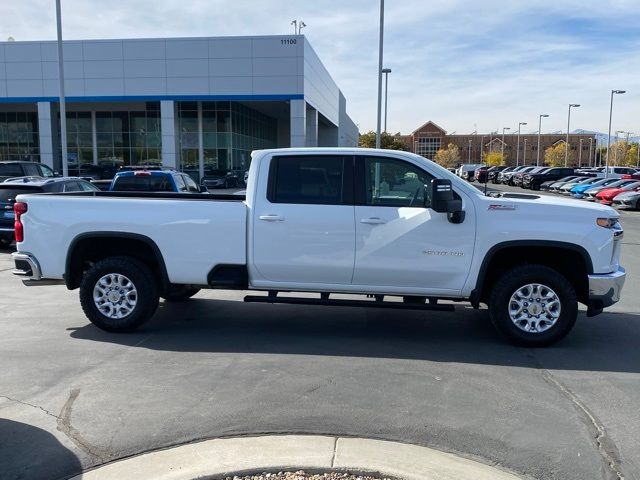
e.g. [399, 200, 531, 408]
[11, 148, 626, 347]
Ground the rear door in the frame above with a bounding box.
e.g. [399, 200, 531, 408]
[252, 154, 355, 285]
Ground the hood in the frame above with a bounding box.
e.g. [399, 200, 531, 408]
[482, 191, 617, 216]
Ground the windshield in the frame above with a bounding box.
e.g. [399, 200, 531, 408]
[111, 175, 174, 192]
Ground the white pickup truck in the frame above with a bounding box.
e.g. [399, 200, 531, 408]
[12, 148, 626, 346]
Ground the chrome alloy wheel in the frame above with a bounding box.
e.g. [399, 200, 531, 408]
[508, 283, 561, 333]
[93, 273, 138, 319]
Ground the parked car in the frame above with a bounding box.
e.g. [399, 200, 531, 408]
[540, 176, 578, 191]
[200, 170, 241, 189]
[594, 166, 638, 179]
[621, 172, 640, 180]
[514, 167, 548, 187]
[0, 176, 98, 248]
[497, 166, 526, 184]
[522, 167, 576, 190]
[558, 177, 600, 194]
[463, 165, 489, 182]
[457, 164, 485, 181]
[0, 161, 57, 182]
[11, 147, 626, 347]
[487, 166, 508, 183]
[110, 170, 205, 193]
[595, 181, 640, 205]
[68, 162, 120, 180]
[571, 178, 621, 198]
[612, 190, 640, 210]
[583, 179, 635, 201]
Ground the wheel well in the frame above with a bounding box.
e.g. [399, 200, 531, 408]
[477, 246, 590, 305]
[66, 234, 168, 291]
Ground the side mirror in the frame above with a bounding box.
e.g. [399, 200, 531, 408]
[429, 179, 465, 224]
[199, 185, 208, 193]
[477, 170, 488, 184]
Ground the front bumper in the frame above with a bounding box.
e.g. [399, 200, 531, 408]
[588, 267, 626, 310]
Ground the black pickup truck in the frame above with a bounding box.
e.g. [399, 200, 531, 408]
[522, 167, 577, 190]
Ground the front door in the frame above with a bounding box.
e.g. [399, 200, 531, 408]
[252, 154, 355, 285]
[352, 155, 475, 293]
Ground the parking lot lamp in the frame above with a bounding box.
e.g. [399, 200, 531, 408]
[588, 137, 593, 167]
[565, 104, 580, 166]
[382, 68, 391, 133]
[56, 0, 69, 176]
[516, 122, 527, 166]
[375, 0, 385, 148]
[468, 138, 472, 162]
[578, 138, 583, 167]
[501, 127, 510, 161]
[479, 135, 484, 162]
[605, 90, 626, 178]
[523, 138, 528, 165]
[537, 114, 549, 166]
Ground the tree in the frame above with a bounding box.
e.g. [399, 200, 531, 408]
[544, 142, 574, 167]
[483, 151, 504, 166]
[625, 143, 639, 167]
[608, 140, 630, 166]
[433, 143, 461, 168]
[359, 131, 409, 151]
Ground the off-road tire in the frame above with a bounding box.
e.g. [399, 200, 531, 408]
[80, 256, 159, 332]
[489, 265, 578, 347]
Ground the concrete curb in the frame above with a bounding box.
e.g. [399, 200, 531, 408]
[71, 435, 522, 480]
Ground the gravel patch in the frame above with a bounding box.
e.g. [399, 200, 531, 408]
[217, 471, 393, 480]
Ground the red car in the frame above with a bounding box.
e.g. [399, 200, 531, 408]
[622, 173, 640, 180]
[596, 181, 640, 205]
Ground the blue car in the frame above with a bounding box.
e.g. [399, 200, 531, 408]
[571, 178, 619, 198]
[110, 169, 205, 193]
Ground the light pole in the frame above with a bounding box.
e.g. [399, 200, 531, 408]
[578, 138, 583, 167]
[605, 90, 626, 177]
[537, 114, 549, 166]
[615, 130, 625, 164]
[375, 0, 385, 149]
[468, 138, 472, 163]
[479, 135, 484, 162]
[382, 68, 391, 133]
[56, 0, 69, 176]
[501, 127, 510, 162]
[516, 122, 527, 166]
[588, 137, 593, 167]
[523, 138, 528, 165]
[565, 104, 580, 167]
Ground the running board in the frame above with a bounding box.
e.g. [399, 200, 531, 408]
[243, 294, 455, 312]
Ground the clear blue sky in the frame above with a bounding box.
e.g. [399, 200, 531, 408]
[2, 0, 638, 135]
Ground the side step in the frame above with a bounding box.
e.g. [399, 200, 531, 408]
[243, 294, 455, 312]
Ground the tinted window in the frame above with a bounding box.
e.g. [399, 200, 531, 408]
[22, 164, 40, 176]
[62, 181, 83, 192]
[111, 175, 175, 192]
[174, 175, 188, 192]
[364, 157, 434, 207]
[79, 181, 99, 192]
[0, 164, 24, 177]
[0, 187, 43, 201]
[271, 156, 347, 205]
[183, 175, 200, 193]
[38, 164, 56, 177]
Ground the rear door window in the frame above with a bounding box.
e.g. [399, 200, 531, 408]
[268, 155, 352, 205]
[22, 164, 40, 176]
[0, 164, 24, 177]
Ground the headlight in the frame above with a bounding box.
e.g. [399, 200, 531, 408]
[597, 217, 623, 238]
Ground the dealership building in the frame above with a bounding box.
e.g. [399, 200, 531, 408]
[0, 35, 358, 177]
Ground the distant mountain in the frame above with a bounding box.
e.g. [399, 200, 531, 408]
[573, 129, 639, 144]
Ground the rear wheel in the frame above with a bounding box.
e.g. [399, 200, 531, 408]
[79, 256, 159, 332]
[489, 265, 577, 347]
[162, 285, 201, 302]
[636, 198, 640, 210]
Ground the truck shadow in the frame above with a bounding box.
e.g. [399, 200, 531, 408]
[0, 418, 82, 480]
[69, 298, 640, 373]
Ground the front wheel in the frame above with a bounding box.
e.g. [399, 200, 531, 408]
[79, 256, 159, 332]
[489, 265, 577, 347]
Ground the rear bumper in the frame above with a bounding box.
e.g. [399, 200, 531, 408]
[11, 252, 64, 286]
[588, 267, 626, 310]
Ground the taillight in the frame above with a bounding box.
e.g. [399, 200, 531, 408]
[14, 202, 27, 243]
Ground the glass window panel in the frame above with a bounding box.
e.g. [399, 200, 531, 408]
[273, 156, 345, 205]
[364, 157, 433, 207]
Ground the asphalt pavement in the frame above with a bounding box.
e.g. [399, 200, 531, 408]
[0, 185, 638, 480]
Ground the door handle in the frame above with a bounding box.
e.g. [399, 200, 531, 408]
[360, 217, 386, 225]
[259, 214, 284, 221]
